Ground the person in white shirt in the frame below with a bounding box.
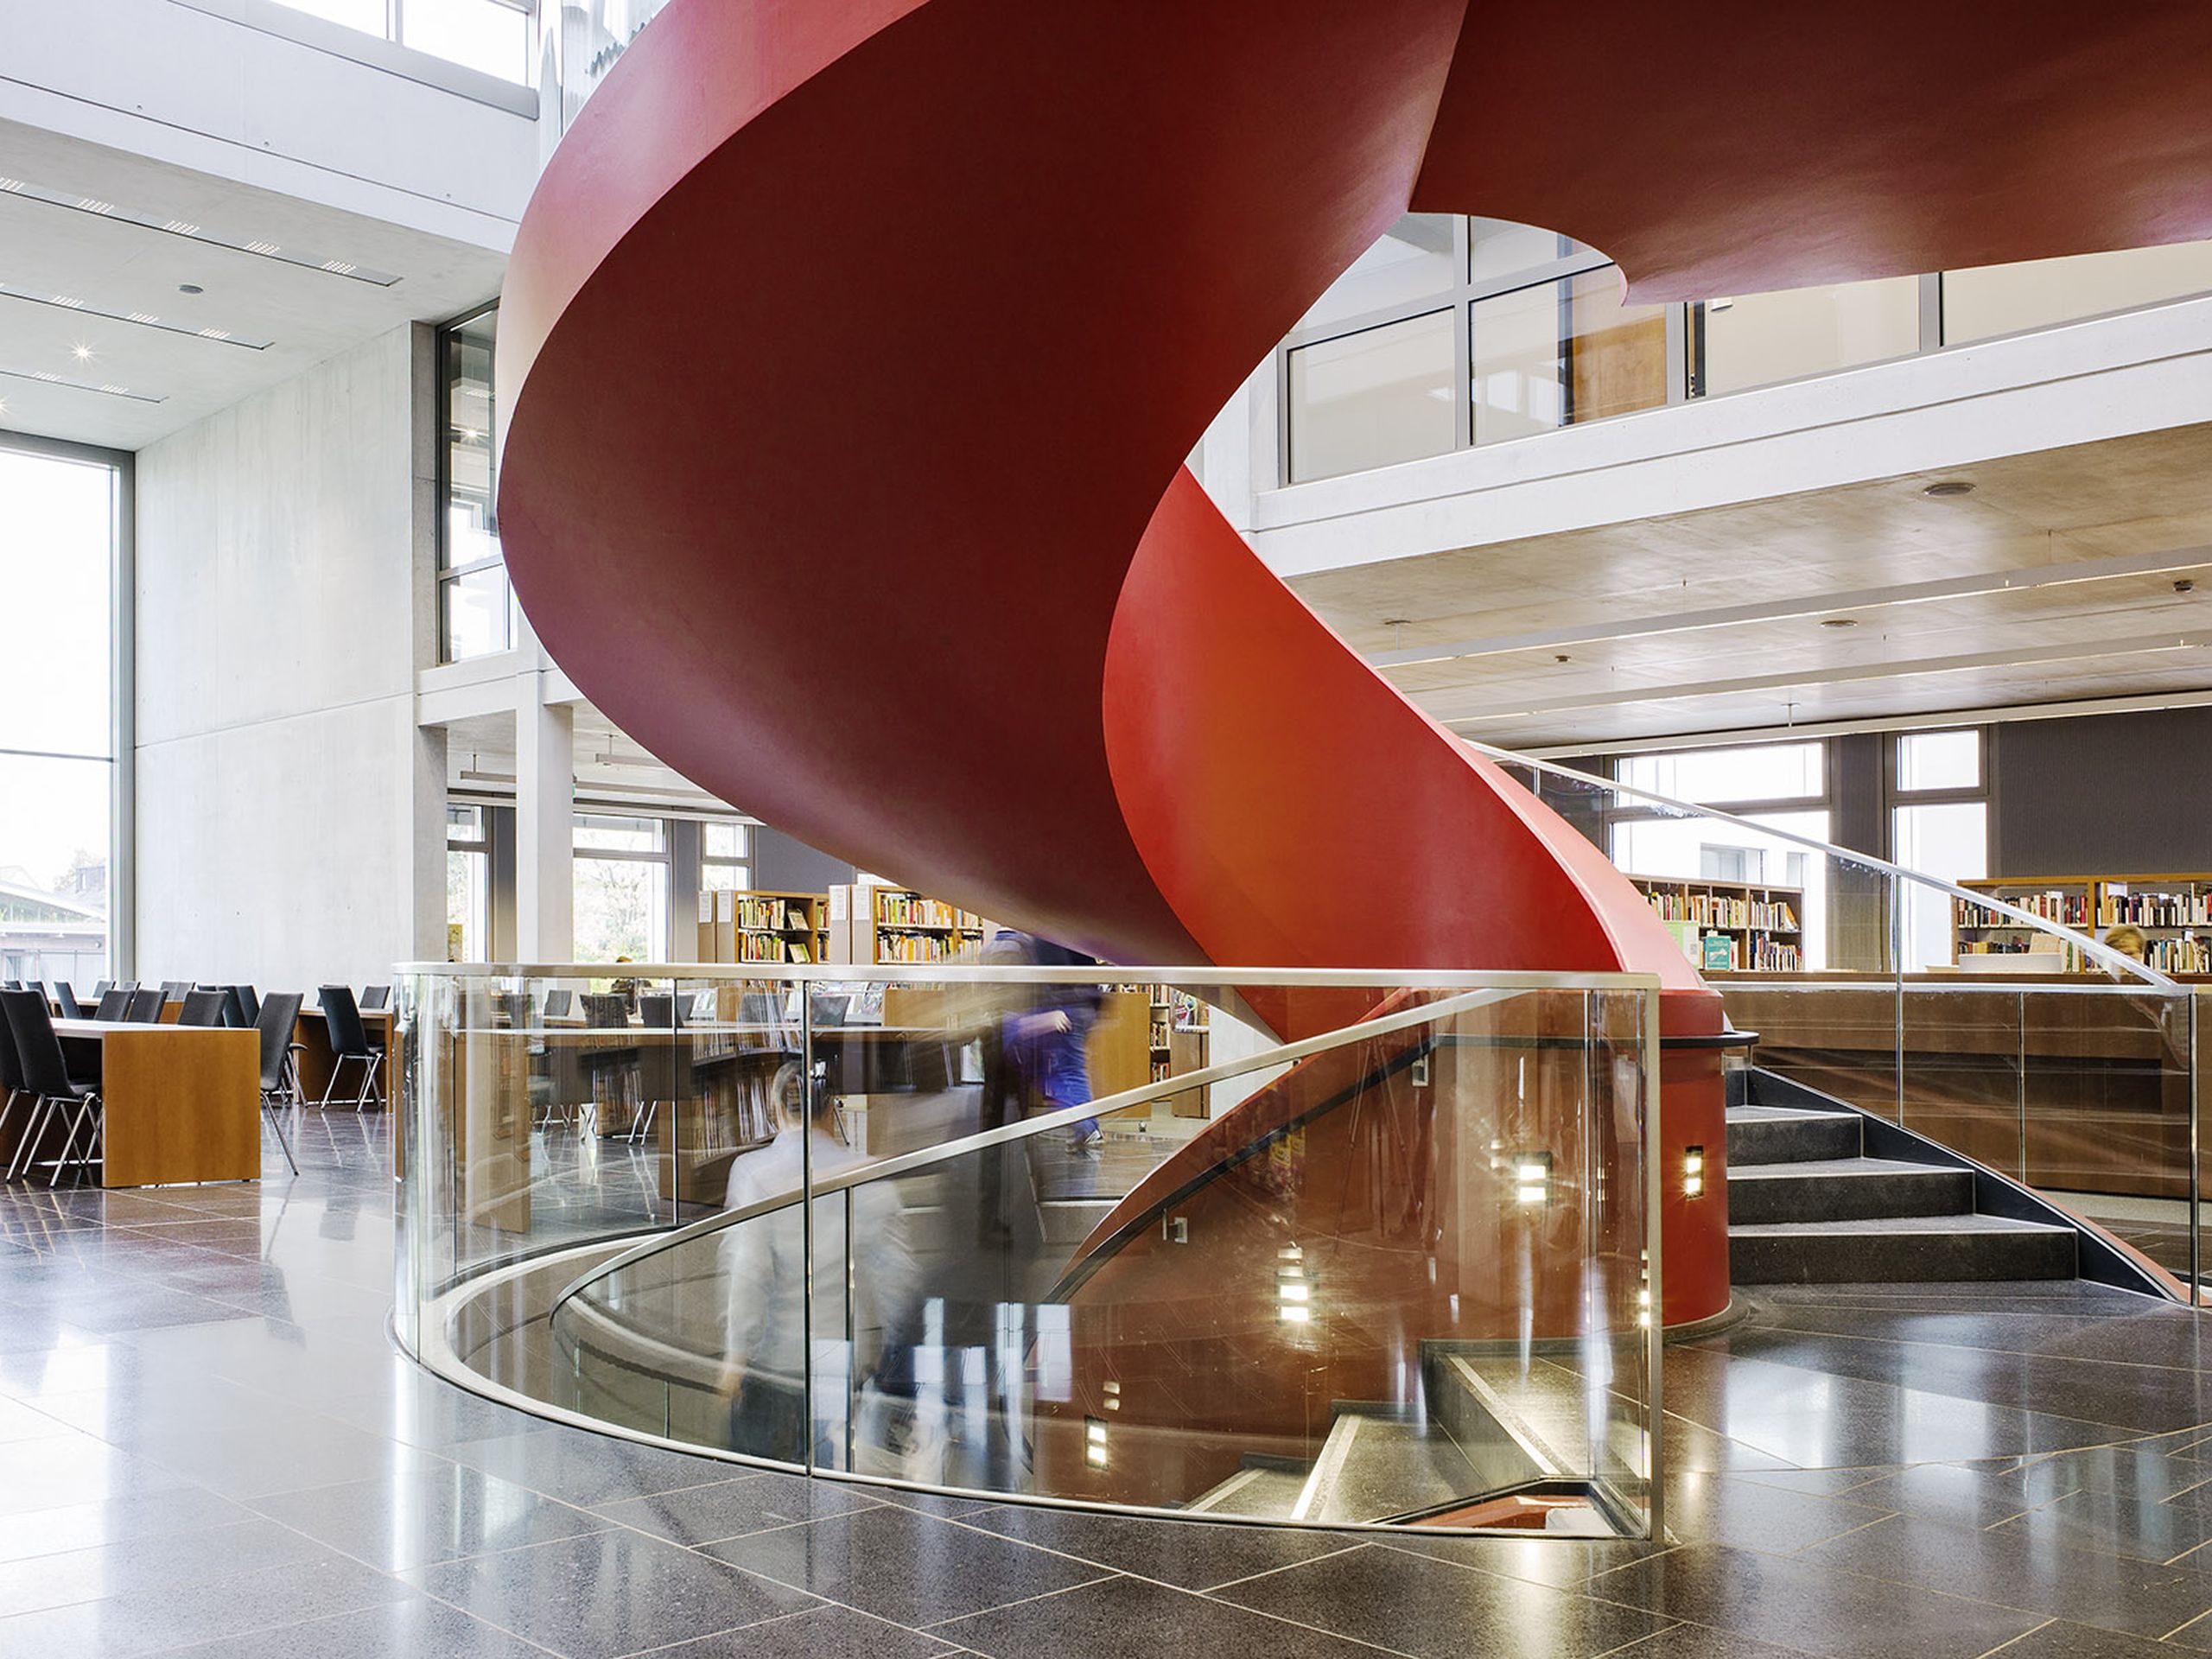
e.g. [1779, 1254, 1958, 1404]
[718, 1062, 919, 1468]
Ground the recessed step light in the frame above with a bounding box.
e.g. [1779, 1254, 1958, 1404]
[1922, 480, 1976, 498]
[1820, 618, 1859, 628]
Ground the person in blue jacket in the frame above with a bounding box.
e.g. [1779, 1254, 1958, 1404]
[1001, 931, 1105, 1150]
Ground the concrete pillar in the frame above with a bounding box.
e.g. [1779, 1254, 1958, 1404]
[515, 685, 573, 961]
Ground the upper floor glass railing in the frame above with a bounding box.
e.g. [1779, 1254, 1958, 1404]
[397, 962, 1667, 1536]
[1471, 741, 2205, 1288]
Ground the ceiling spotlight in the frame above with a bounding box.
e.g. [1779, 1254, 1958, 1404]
[178, 283, 204, 296]
[1820, 618, 1859, 629]
[70, 343, 92, 361]
[1922, 480, 1975, 498]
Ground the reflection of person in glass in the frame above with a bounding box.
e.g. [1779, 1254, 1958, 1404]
[1001, 932, 1105, 1151]
[718, 1062, 916, 1465]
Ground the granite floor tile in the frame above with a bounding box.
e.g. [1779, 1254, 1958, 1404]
[0, 1550, 412, 1659]
[1992, 1482, 2212, 1565]
[931, 1573, 1405, 1658]
[965, 1503, 1361, 1591]
[0, 1516, 336, 1618]
[409, 1525, 821, 1659]
[1210, 1541, 1675, 1659]
[0, 1484, 259, 1566]
[446, 1422, 743, 1508]
[1797, 1509, 2212, 1636]
[1582, 1542, 2044, 1659]
[132, 1412, 448, 1500]
[1604, 1624, 1851, 1659]
[1658, 1471, 1895, 1554]
[588, 1471, 881, 1545]
[1975, 1620, 2187, 1658]
[643, 1602, 963, 1657]
[699, 1502, 1113, 1625]
[1375, 1533, 1669, 1591]
[148, 1595, 559, 1658]
[248, 1461, 612, 1572]
[1827, 1461, 2077, 1531]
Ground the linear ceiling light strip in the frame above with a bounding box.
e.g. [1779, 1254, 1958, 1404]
[0, 281, 274, 350]
[0, 364, 164, 403]
[0, 176, 402, 288]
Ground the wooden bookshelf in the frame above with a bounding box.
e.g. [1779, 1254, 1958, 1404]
[695, 888, 830, 964]
[1624, 874, 1804, 973]
[1957, 873, 2212, 974]
[1148, 987, 1212, 1119]
[828, 883, 988, 964]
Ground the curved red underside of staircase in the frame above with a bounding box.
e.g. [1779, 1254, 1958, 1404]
[494, 0, 2212, 1357]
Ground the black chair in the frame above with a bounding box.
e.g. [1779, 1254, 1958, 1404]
[92, 986, 131, 1021]
[0, 1004, 27, 1172]
[1, 988, 102, 1187]
[124, 987, 164, 1024]
[360, 985, 391, 1012]
[543, 988, 574, 1018]
[158, 981, 191, 1002]
[316, 986, 383, 1110]
[254, 992, 304, 1175]
[48, 983, 83, 1020]
[93, 979, 111, 995]
[220, 986, 250, 1030]
[235, 984, 263, 1028]
[178, 988, 227, 1027]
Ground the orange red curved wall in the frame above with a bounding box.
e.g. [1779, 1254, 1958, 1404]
[494, 0, 2212, 1329]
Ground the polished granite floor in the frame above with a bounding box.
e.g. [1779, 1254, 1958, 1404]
[10, 1119, 2212, 1656]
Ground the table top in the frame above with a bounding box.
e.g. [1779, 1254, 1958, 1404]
[52, 1018, 250, 1039]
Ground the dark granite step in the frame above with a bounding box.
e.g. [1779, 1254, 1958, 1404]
[1726, 1104, 1863, 1166]
[1727, 1156, 1975, 1225]
[1731, 1213, 2077, 1283]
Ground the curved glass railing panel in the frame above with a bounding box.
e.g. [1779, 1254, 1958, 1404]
[1470, 743, 2202, 1288]
[401, 965, 1666, 1535]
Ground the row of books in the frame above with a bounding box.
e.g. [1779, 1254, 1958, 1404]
[1958, 938, 2090, 969]
[2099, 892, 2212, 928]
[737, 936, 817, 963]
[873, 931, 975, 963]
[1960, 892, 2088, 926]
[736, 898, 816, 932]
[1150, 988, 1210, 1030]
[1643, 892, 1801, 932]
[874, 891, 982, 931]
[1695, 932, 1802, 972]
[2145, 936, 2212, 973]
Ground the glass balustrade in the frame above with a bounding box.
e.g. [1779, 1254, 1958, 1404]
[397, 963, 1665, 1536]
[1473, 742, 2205, 1290]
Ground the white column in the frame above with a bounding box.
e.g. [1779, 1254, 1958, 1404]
[515, 681, 573, 961]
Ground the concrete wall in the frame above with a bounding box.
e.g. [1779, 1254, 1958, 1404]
[133, 324, 446, 991]
[753, 826, 857, 897]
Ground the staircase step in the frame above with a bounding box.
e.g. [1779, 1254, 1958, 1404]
[1727, 1157, 1975, 1225]
[1184, 1464, 1309, 1518]
[1726, 1104, 1862, 1166]
[1293, 1414, 1481, 1525]
[1731, 1213, 2077, 1284]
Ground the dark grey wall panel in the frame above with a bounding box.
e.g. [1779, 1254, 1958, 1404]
[1993, 709, 2212, 875]
[752, 825, 857, 893]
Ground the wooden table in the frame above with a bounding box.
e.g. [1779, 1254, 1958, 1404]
[3, 1019, 262, 1186]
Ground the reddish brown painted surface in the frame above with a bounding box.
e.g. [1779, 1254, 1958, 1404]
[494, 0, 2212, 1458]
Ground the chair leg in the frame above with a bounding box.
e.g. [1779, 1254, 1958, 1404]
[6, 1095, 53, 1181]
[48, 1099, 87, 1189]
[353, 1052, 383, 1112]
[263, 1095, 299, 1175]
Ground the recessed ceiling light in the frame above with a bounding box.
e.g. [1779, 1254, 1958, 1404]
[1820, 617, 1859, 628]
[70, 344, 92, 361]
[177, 283, 203, 295]
[1922, 480, 1975, 498]
[0, 281, 270, 350]
[0, 172, 400, 285]
[2177, 579, 2197, 594]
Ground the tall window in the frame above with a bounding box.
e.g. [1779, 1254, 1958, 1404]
[701, 821, 750, 893]
[1611, 742, 1833, 968]
[268, 0, 536, 85]
[574, 814, 670, 962]
[1890, 729, 1988, 971]
[1284, 215, 1665, 483]
[439, 302, 513, 662]
[447, 804, 492, 962]
[0, 442, 119, 987]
